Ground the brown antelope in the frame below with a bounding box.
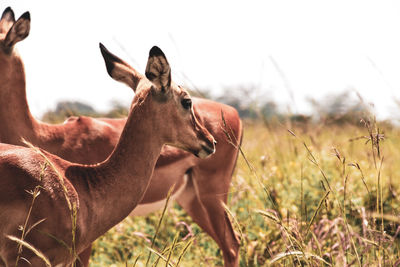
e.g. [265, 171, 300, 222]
[0, 40, 217, 266]
[0, 7, 243, 266]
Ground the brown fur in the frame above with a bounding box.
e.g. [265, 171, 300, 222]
[0, 9, 242, 267]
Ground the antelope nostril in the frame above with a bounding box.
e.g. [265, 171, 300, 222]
[201, 144, 214, 155]
[213, 140, 217, 145]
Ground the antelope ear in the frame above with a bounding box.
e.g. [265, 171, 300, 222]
[1, 7, 15, 23]
[145, 46, 171, 92]
[99, 43, 142, 92]
[4, 11, 30, 48]
[0, 7, 15, 34]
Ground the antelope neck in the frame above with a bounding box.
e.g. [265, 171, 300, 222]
[0, 53, 39, 144]
[68, 90, 164, 242]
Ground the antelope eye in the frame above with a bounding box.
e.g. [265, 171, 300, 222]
[181, 98, 192, 110]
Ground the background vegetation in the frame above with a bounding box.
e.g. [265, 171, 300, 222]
[42, 91, 400, 266]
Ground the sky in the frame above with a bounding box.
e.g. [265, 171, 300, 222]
[3, 0, 400, 120]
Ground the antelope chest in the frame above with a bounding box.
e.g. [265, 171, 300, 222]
[130, 174, 188, 216]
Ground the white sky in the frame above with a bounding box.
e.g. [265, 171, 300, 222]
[4, 0, 400, 120]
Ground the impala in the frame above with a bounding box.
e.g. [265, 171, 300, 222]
[0, 7, 243, 266]
[0, 40, 218, 266]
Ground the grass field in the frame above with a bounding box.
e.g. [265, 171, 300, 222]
[89, 119, 400, 266]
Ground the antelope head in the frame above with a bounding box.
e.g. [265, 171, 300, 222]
[0, 7, 30, 84]
[99, 43, 216, 158]
[0, 7, 30, 54]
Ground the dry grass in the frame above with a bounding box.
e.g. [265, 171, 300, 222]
[87, 119, 400, 266]
[9, 116, 398, 266]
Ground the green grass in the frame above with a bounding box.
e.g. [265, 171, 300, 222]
[89, 119, 400, 266]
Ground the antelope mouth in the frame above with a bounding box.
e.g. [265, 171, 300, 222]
[197, 144, 215, 159]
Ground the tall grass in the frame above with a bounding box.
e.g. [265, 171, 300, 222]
[89, 119, 400, 266]
[13, 112, 397, 266]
